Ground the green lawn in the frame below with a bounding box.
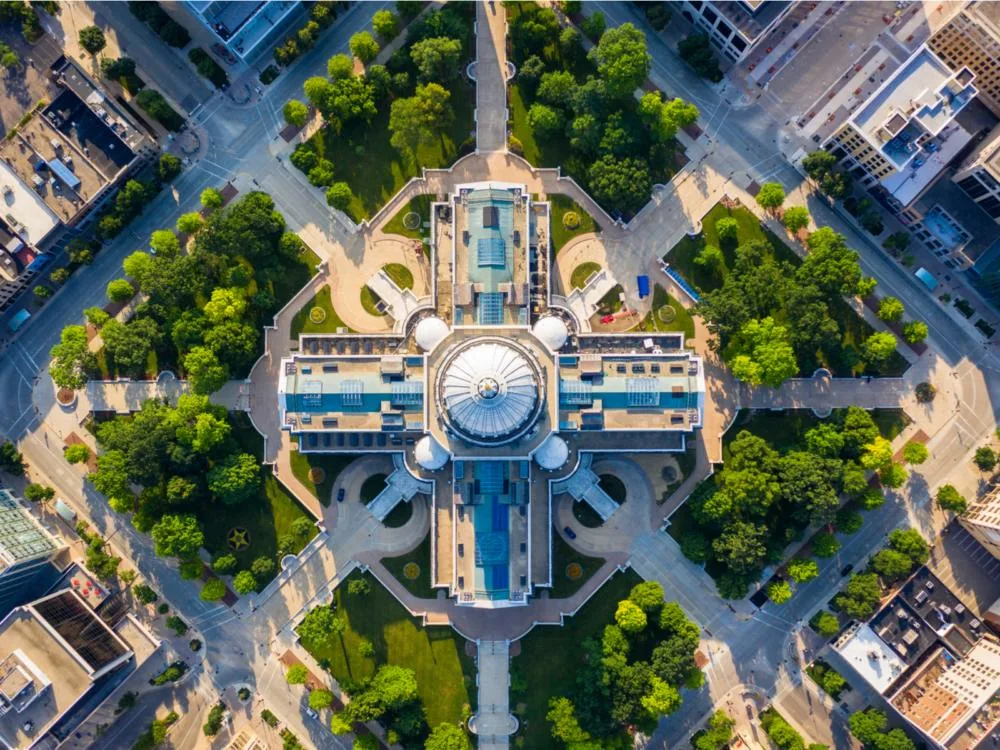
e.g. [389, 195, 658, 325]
[360, 286, 385, 317]
[289, 449, 354, 506]
[570, 261, 601, 291]
[549, 194, 600, 255]
[381, 532, 434, 598]
[665, 203, 909, 377]
[305, 82, 474, 222]
[549, 530, 607, 598]
[383, 195, 434, 240]
[383, 263, 414, 290]
[299, 570, 475, 728]
[511, 569, 643, 748]
[289, 286, 351, 338]
[200, 415, 318, 577]
[272, 247, 322, 311]
[638, 283, 695, 340]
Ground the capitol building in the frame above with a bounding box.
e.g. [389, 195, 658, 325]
[278, 183, 705, 607]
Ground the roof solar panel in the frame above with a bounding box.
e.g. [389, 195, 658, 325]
[390, 380, 423, 406]
[477, 237, 506, 267]
[340, 379, 364, 407]
[560, 379, 593, 405]
[478, 292, 504, 324]
[626, 377, 659, 407]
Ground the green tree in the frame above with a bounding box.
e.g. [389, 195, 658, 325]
[872, 549, 913, 582]
[200, 187, 222, 211]
[90, 449, 132, 507]
[286, 664, 308, 684]
[860, 437, 893, 473]
[863, 331, 897, 363]
[755, 182, 785, 212]
[150, 514, 204, 559]
[713, 520, 767, 574]
[184, 346, 229, 395]
[629, 580, 665, 612]
[78, 25, 106, 55]
[782, 206, 810, 233]
[811, 532, 840, 558]
[813, 611, 840, 638]
[150, 229, 181, 257]
[251, 556, 275, 579]
[372, 10, 398, 40]
[410, 36, 462, 81]
[590, 22, 650, 99]
[801, 227, 863, 297]
[587, 154, 651, 215]
[176, 212, 204, 235]
[24, 483, 55, 503]
[200, 578, 226, 601]
[106, 278, 135, 303]
[326, 182, 353, 210]
[835, 508, 863, 534]
[203, 287, 246, 324]
[527, 102, 563, 139]
[902, 441, 928, 465]
[849, 708, 887, 746]
[538, 70, 578, 108]
[834, 572, 881, 619]
[207, 452, 260, 505]
[974, 445, 997, 471]
[877, 296, 904, 323]
[768, 580, 793, 604]
[283, 99, 309, 127]
[389, 82, 453, 157]
[49, 325, 96, 390]
[309, 689, 334, 710]
[232, 570, 257, 595]
[122, 251, 153, 287]
[298, 605, 346, 648]
[157, 153, 182, 182]
[786, 558, 819, 583]
[730, 316, 799, 388]
[349, 31, 379, 63]
[0, 442, 25, 476]
[936, 483, 967, 514]
[133, 583, 158, 604]
[425, 722, 472, 750]
[901, 320, 928, 344]
[677, 32, 722, 81]
[64, 443, 91, 464]
[327, 53, 353, 80]
[694, 710, 735, 750]
[546, 697, 594, 746]
[715, 217, 739, 243]
[888, 528, 929, 566]
[212, 553, 237, 574]
[615, 599, 648, 633]
[101, 318, 161, 376]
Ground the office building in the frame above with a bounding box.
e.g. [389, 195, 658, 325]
[675, 1, 792, 62]
[823, 46, 978, 213]
[0, 490, 66, 618]
[184, 1, 302, 62]
[953, 123, 1000, 222]
[929, 1, 1000, 118]
[0, 589, 133, 749]
[960, 483, 1000, 560]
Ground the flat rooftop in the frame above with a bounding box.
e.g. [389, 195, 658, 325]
[0, 606, 93, 749]
[280, 355, 425, 433]
[851, 47, 976, 168]
[712, 1, 790, 42]
[834, 622, 908, 693]
[557, 353, 704, 431]
[0, 160, 59, 246]
[0, 490, 61, 573]
[54, 59, 145, 155]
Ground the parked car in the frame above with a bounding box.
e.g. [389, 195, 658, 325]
[305, 707, 318, 720]
[840, 563, 854, 577]
[564, 526, 576, 540]
[336, 488, 345, 503]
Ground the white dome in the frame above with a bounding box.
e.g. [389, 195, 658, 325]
[415, 316, 449, 352]
[532, 316, 568, 351]
[534, 434, 568, 470]
[440, 341, 539, 441]
[414, 435, 450, 470]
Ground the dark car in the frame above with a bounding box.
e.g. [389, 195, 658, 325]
[564, 526, 576, 540]
[840, 563, 854, 577]
[336, 488, 346, 503]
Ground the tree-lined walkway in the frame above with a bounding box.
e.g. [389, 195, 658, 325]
[470, 640, 517, 749]
[474, 0, 508, 153]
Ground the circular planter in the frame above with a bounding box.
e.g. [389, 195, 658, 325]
[308, 467, 326, 484]
[402, 211, 421, 231]
[403, 562, 420, 580]
[657, 305, 676, 323]
[309, 306, 327, 325]
[56, 388, 77, 408]
[565, 562, 582, 580]
[227, 527, 250, 551]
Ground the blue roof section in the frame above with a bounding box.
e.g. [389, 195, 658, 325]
[469, 461, 512, 600]
[465, 188, 515, 324]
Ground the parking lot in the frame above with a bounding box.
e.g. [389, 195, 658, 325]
[928, 520, 1000, 616]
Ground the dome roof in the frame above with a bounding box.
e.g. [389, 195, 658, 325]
[414, 435, 450, 470]
[532, 316, 568, 351]
[414, 316, 449, 352]
[440, 341, 539, 441]
[534, 434, 568, 470]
